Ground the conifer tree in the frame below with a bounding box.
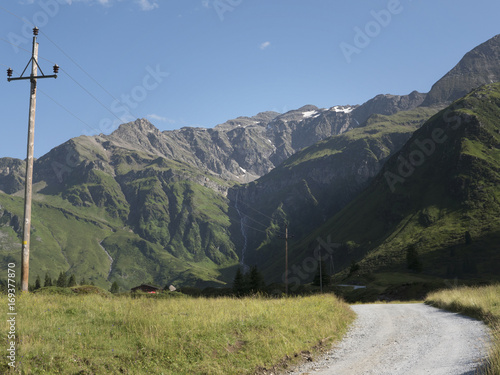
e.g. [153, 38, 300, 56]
[465, 231, 473, 245]
[34, 275, 41, 290]
[44, 273, 52, 287]
[110, 281, 119, 294]
[248, 265, 265, 293]
[67, 274, 76, 287]
[232, 267, 245, 296]
[56, 271, 67, 287]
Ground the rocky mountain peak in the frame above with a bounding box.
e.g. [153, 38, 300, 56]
[422, 33, 500, 106]
[352, 91, 427, 125]
[112, 118, 160, 138]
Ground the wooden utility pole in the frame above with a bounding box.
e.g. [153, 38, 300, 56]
[285, 224, 288, 295]
[279, 224, 294, 296]
[319, 247, 323, 293]
[7, 27, 58, 292]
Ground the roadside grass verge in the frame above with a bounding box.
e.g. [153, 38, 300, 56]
[426, 284, 500, 374]
[2, 293, 354, 374]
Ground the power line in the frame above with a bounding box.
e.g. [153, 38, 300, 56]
[225, 210, 275, 236]
[0, 37, 33, 54]
[238, 211, 270, 229]
[235, 196, 280, 222]
[238, 221, 272, 236]
[0, 38, 59, 69]
[0, 37, 125, 127]
[59, 67, 127, 123]
[0, 6, 139, 126]
[38, 88, 101, 134]
[0, 5, 25, 23]
[39, 30, 139, 120]
[234, 194, 286, 236]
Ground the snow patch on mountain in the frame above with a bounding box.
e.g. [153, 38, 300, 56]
[302, 110, 318, 118]
[331, 106, 354, 113]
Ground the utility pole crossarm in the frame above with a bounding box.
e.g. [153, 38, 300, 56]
[7, 26, 59, 293]
[8, 75, 57, 82]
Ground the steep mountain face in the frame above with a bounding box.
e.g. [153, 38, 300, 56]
[352, 91, 427, 124]
[232, 107, 439, 272]
[106, 106, 363, 182]
[291, 83, 500, 283]
[0, 158, 25, 194]
[422, 34, 500, 106]
[101, 97, 427, 184]
[0, 134, 245, 290]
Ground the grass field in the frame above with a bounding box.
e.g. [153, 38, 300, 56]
[2, 291, 355, 374]
[426, 284, 500, 374]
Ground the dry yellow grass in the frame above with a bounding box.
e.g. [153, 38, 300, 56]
[426, 284, 500, 374]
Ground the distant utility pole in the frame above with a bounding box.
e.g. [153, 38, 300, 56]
[319, 247, 323, 294]
[7, 27, 58, 292]
[279, 224, 294, 296]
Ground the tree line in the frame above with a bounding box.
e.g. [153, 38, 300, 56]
[231, 263, 331, 297]
[31, 272, 95, 291]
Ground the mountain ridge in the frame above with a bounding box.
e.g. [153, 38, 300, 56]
[422, 34, 500, 106]
[288, 82, 500, 285]
[0, 34, 499, 290]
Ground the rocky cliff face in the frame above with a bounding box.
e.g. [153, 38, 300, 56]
[352, 91, 427, 124]
[422, 34, 500, 106]
[105, 106, 362, 183]
[87, 95, 427, 184]
[230, 107, 439, 271]
[0, 88, 432, 196]
[0, 158, 25, 194]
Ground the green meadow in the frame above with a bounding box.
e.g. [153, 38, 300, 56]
[2, 290, 355, 374]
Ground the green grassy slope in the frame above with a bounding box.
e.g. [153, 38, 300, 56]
[0, 142, 242, 290]
[236, 107, 439, 273]
[289, 83, 500, 288]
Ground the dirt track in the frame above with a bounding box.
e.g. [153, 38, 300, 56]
[288, 303, 490, 375]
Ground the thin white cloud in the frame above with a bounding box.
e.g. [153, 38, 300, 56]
[20, 0, 158, 11]
[260, 41, 271, 50]
[147, 114, 173, 123]
[136, 0, 159, 11]
[58, 0, 112, 6]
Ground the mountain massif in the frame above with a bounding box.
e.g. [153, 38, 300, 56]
[0, 34, 499, 292]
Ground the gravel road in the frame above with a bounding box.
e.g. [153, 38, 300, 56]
[288, 303, 490, 375]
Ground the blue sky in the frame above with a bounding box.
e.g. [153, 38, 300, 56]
[0, 0, 499, 159]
